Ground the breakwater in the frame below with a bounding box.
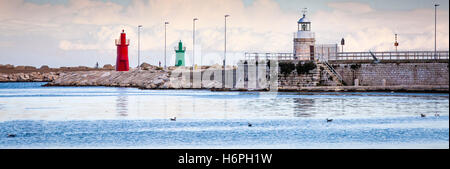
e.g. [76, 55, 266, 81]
[2, 61, 449, 92]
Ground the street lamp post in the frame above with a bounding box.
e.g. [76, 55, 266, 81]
[224, 15, 229, 88]
[138, 25, 142, 70]
[193, 18, 198, 70]
[434, 4, 439, 60]
[224, 15, 229, 68]
[165, 21, 169, 69]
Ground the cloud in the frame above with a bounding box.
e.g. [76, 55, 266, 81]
[0, 0, 448, 67]
[59, 40, 100, 50]
[327, 2, 374, 14]
[313, 2, 449, 51]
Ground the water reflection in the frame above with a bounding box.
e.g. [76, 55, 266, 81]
[293, 98, 315, 117]
[0, 82, 448, 121]
[116, 88, 128, 117]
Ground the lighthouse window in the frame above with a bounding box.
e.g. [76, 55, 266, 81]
[301, 23, 310, 31]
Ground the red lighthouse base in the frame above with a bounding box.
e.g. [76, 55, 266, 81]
[116, 30, 130, 71]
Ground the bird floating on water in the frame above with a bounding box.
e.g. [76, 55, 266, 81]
[170, 117, 176, 121]
[248, 123, 252, 127]
[7, 134, 16, 138]
[420, 114, 426, 118]
[326, 118, 333, 123]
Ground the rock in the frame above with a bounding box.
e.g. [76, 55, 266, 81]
[160, 82, 170, 89]
[78, 66, 89, 70]
[24, 66, 36, 70]
[0, 74, 8, 81]
[146, 83, 157, 88]
[15, 66, 26, 70]
[140, 62, 159, 70]
[5, 64, 14, 69]
[100, 72, 111, 77]
[40, 65, 50, 69]
[17, 73, 30, 81]
[103, 64, 114, 70]
[152, 79, 165, 86]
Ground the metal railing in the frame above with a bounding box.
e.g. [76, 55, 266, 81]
[315, 44, 339, 61]
[316, 54, 343, 84]
[244, 53, 295, 60]
[332, 51, 449, 61]
[244, 51, 449, 62]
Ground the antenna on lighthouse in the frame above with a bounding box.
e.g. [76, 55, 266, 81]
[302, 8, 308, 16]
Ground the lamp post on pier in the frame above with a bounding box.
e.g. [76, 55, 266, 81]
[434, 4, 439, 60]
[137, 25, 142, 69]
[193, 18, 198, 70]
[223, 14, 230, 88]
[164, 21, 169, 69]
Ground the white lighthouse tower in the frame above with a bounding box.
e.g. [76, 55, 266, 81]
[294, 9, 315, 60]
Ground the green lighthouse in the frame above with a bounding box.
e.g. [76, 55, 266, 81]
[175, 40, 186, 66]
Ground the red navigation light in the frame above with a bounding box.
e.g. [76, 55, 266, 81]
[115, 30, 130, 71]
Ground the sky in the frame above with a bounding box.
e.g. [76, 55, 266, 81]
[0, 0, 448, 68]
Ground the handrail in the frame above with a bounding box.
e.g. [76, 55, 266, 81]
[323, 61, 343, 83]
[333, 51, 449, 61]
[316, 54, 343, 84]
[244, 52, 295, 60]
[244, 51, 449, 62]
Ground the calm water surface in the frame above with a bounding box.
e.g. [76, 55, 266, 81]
[0, 82, 448, 148]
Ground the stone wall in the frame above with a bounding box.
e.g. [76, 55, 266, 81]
[278, 69, 320, 88]
[332, 62, 449, 86]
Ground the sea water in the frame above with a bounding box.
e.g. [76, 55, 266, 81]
[0, 82, 448, 148]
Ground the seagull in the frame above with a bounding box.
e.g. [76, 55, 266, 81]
[420, 114, 426, 118]
[326, 118, 333, 123]
[170, 117, 176, 121]
[7, 134, 16, 138]
[248, 123, 252, 127]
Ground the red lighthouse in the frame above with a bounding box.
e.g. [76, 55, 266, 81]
[115, 30, 130, 71]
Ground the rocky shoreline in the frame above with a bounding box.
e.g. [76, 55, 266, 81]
[0, 63, 114, 82]
[0, 72, 59, 82]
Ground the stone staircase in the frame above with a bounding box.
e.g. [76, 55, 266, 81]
[316, 61, 344, 86]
